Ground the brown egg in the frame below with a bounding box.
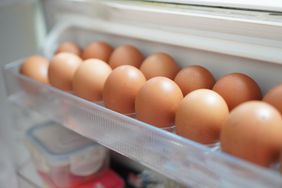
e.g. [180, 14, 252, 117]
[103, 65, 146, 114]
[174, 65, 215, 96]
[135, 77, 183, 128]
[48, 52, 82, 91]
[176, 89, 229, 144]
[82, 41, 113, 62]
[140, 52, 180, 80]
[73, 59, 112, 102]
[20, 55, 49, 84]
[55, 42, 81, 56]
[220, 101, 282, 167]
[109, 44, 144, 69]
[263, 84, 282, 115]
[213, 73, 262, 110]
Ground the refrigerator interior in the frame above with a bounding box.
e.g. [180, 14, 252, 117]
[2, 0, 282, 187]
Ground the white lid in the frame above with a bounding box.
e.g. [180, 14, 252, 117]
[31, 122, 93, 155]
[26, 121, 107, 167]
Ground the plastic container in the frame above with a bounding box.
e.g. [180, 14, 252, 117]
[3, 18, 282, 187]
[25, 121, 109, 188]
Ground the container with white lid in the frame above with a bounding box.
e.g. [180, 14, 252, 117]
[25, 121, 109, 188]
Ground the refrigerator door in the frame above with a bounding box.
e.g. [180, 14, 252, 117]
[3, 0, 282, 187]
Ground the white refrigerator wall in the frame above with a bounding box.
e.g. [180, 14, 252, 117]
[0, 1, 46, 187]
[0, 0, 45, 166]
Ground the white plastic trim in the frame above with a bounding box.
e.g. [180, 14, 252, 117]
[147, 0, 282, 12]
[97, 1, 282, 64]
[45, 17, 282, 65]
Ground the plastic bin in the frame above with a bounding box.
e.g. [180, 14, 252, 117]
[25, 121, 109, 188]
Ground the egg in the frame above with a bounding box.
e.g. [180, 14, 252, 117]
[73, 59, 112, 102]
[109, 44, 144, 69]
[174, 65, 215, 96]
[213, 73, 262, 110]
[55, 42, 81, 56]
[220, 101, 282, 167]
[175, 89, 229, 144]
[135, 77, 183, 128]
[263, 84, 282, 115]
[20, 55, 49, 84]
[140, 52, 180, 80]
[48, 52, 82, 91]
[82, 41, 113, 62]
[103, 65, 146, 114]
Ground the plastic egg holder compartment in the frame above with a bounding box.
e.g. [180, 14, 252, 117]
[3, 19, 282, 188]
[96, 103, 176, 133]
[8, 58, 281, 187]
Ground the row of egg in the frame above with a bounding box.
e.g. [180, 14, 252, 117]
[20, 41, 282, 169]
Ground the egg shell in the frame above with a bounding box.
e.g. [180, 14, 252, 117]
[263, 84, 282, 115]
[82, 41, 113, 62]
[140, 52, 180, 80]
[20, 55, 49, 95]
[174, 65, 215, 96]
[20, 55, 49, 84]
[135, 77, 183, 128]
[213, 73, 262, 110]
[220, 101, 282, 167]
[175, 89, 229, 144]
[73, 59, 112, 102]
[48, 52, 82, 91]
[55, 42, 81, 56]
[109, 44, 144, 69]
[103, 65, 146, 114]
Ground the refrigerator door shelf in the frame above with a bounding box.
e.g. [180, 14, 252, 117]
[3, 18, 282, 187]
[42, 0, 282, 64]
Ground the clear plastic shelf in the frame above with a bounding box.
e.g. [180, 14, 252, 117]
[3, 19, 282, 187]
[3, 59, 282, 188]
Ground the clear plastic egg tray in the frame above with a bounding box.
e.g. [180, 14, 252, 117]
[3, 18, 282, 188]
